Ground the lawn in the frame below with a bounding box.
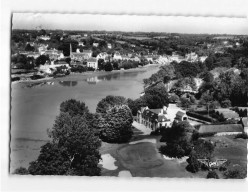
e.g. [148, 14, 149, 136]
[99, 126, 206, 178]
[201, 135, 247, 178]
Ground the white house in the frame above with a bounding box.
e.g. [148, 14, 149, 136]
[107, 43, 112, 49]
[87, 57, 98, 69]
[93, 43, 99, 47]
[37, 35, 51, 41]
[96, 52, 109, 61]
[136, 104, 187, 131]
[113, 52, 122, 60]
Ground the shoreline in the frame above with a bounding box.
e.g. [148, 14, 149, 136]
[12, 63, 162, 85]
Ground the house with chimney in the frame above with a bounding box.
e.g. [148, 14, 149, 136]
[136, 104, 187, 131]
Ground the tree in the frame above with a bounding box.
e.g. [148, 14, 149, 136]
[98, 59, 105, 70]
[160, 121, 195, 158]
[60, 99, 89, 117]
[200, 71, 214, 83]
[179, 97, 192, 109]
[98, 105, 133, 143]
[224, 166, 247, 179]
[127, 97, 147, 116]
[186, 152, 201, 173]
[25, 44, 35, 51]
[207, 170, 219, 179]
[169, 94, 180, 103]
[13, 167, 29, 175]
[28, 142, 71, 175]
[144, 83, 169, 109]
[96, 95, 127, 114]
[35, 55, 49, 66]
[28, 100, 101, 176]
[48, 113, 101, 176]
[104, 62, 113, 71]
[193, 139, 215, 159]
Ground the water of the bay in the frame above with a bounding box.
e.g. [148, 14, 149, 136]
[10, 64, 160, 172]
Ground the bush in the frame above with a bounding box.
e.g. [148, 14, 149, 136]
[186, 111, 214, 123]
[13, 167, 29, 175]
[207, 170, 219, 179]
[224, 166, 247, 179]
[70, 66, 87, 73]
[186, 153, 201, 173]
[159, 143, 186, 158]
[30, 74, 45, 80]
[11, 77, 21, 82]
[235, 133, 248, 139]
[150, 128, 160, 136]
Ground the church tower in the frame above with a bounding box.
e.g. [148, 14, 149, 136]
[70, 43, 72, 58]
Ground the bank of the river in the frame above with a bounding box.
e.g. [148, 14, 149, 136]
[12, 64, 161, 85]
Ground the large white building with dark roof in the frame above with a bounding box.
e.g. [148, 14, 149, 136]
[136, 104, 187, 131]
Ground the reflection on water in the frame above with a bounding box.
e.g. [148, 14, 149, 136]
[59, 81, 78, 87]
[86, 71, 142, 84]
[86, 77, 101, 85]
[24, 81, 54, 88]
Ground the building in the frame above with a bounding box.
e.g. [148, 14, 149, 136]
[82, 49, 93, 58]
[70, 44, 92, 61]
[19, 51, 40, 59]
[113, 52, 122, 61]
[136, 104, 187, 131]
[93, 43, 99, 47]
[37, 35, 51, 41]
[144, 55, 153, 62]
[96, 52, 109, 61]
[38, 44, 49, 54]
[44, 48, 64, 60]
[87, 57, 98, 69]
[107, 43, 112, 49]
[197, 124, 244, 136]
[185, 52, 198, 62]
[241, 117, 248, 134]
[78, 42, 85, 46]
[199, 56, 208, 63]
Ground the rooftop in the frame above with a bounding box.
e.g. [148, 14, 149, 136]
[197, 124, 243, 134]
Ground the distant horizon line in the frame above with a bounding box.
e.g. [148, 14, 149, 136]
[11, 28, 248, 36]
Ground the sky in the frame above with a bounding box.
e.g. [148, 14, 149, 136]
[11, 13, 248, 35]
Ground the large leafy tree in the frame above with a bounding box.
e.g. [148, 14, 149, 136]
[97, 105, 133, 143]
[143, 83, 169, 109]
[160, 121, 196, 158]
[28, 142, 71, 175]
[35, 55, 49, 66]
[28, 99, 101, 176]
[96, 95, 127, 114]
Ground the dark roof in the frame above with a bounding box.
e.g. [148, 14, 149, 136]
[87, 58, 97, 62]
[83, 50, 92, 53]
[197, 124, 243, 134]
[176, 111, 186, 117]
[142, 109, 169, 123]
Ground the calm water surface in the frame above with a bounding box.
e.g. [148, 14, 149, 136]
[10, 65, 160, 172]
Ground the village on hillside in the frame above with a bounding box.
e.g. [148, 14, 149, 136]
[11, 27, 248, 179]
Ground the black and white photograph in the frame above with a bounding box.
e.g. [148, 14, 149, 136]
[1, 0, 248, 192]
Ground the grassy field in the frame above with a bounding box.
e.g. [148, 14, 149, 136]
[204, 135, 247, 178]
[99, 127, 206, 178]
